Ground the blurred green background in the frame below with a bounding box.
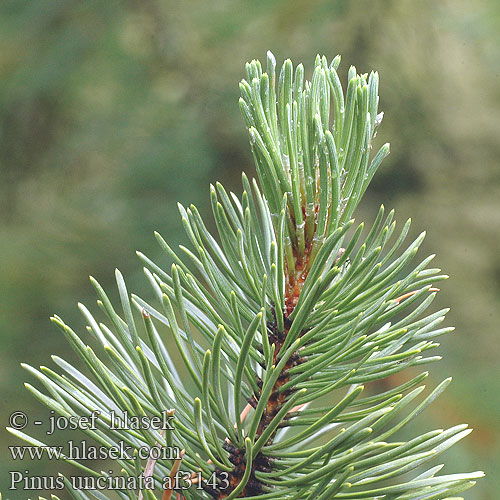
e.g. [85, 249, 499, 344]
[1, 0, 498, 498]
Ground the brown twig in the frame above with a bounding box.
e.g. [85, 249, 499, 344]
[138, 429, 166, 500]
[162, 449, 186, 500]
[394, 288, 440, 304]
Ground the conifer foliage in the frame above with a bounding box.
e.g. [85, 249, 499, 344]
[10, 52, 483, 499]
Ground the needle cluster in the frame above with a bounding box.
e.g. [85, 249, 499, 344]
[10, 52, 483, 500]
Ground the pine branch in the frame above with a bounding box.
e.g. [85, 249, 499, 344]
[9, 51, 483, 500]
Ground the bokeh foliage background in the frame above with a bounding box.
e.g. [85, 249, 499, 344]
[0, 0, 499, 498]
